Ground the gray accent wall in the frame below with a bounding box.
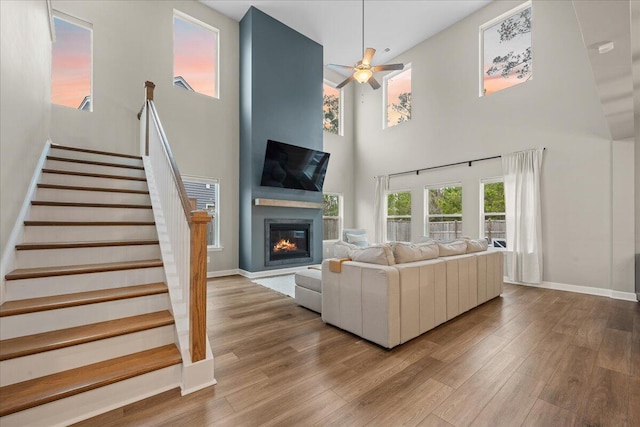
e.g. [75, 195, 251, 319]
[239, 7, 323, 272]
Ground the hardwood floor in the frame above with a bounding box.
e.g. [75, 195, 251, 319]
[76, 276, 639, 427]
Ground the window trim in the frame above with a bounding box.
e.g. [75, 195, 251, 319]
[182, 175, 221, 249]
[52, 10, 93, 112]
[479, 177, 505, 242]
[323, 79, 344, 136]
[383, 63, 412, 129]
[322, 192, 343, 242]
[424, 182, 463, 239]
[479, 0, 532, 97]
[173, 9, 221, 99]
[386, 189, 412, 242]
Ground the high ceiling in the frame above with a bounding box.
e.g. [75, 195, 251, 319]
[200, 0, 492, 70]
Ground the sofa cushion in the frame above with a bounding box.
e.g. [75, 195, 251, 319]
[346, 233, 369, 247]
[334, 240, 359, 258]
[391, 241, 439, 264]
[465, 237, 489, 253]
[349, 244, 395, 265]
[294, 269, 322, 293]
[437, 239, 467, 256]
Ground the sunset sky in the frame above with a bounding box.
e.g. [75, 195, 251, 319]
[52, 17, 91, 109]
[174, 16, 217, 97]
[482, 8, 531, 95]
[386, 67, 411, 127]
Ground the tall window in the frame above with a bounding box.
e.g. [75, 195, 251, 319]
[182, 177, 220, 248]
[481, 179, 506, 243]
[323, 81, 342, 135]
[322, 193, 343, 241]
[387, 191, 411, 241]
[52, 12, 92, 111]
[425, 184, 462, 240]
[384, 65, 411, 128]
[173, 10, 219, 98]
[481, 2, 532, 96]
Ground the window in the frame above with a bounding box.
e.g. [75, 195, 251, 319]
[52, 12, 92, 111]
[387, 191, 411, 241]
[425, 184, 462, 240]
[322, 193, 343, 241]
[182, 177, 220, 248]
[323, 81, 342, 135]
[480, 178, 506, 243]
[481, 2, 532, 96]
[384, 65, 411, 128]
[173, 10, 219, 98]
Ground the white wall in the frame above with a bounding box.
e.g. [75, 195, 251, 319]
[50, 0, 239, 273]
[0, 0, 52, 255]
[353, 0, 622, 291]
[611, 139, 635, 293]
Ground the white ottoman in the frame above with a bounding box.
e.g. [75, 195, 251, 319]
[294, 268, 322, 313]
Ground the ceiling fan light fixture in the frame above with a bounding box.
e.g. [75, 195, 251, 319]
[354, 68, 373, 84]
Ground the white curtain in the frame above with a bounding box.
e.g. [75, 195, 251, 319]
[502, 148, 544, 284]
[373, 175, 389, 243]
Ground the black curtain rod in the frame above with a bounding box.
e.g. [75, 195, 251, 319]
[387, 148, 546, 179]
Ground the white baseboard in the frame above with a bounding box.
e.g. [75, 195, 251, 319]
[505, 278, 638, 302]
[207, 269, 239, 278]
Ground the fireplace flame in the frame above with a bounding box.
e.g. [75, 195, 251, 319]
[273, 239, 298, 252]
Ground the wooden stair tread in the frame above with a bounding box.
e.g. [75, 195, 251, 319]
[51, 144, 143, 160]
[0, 344, 181, 416]
[38, 183, 149, 194]
[32, 201, 152, 209]
[0, 282, 167, 317]
[24, 220, 155, 226]
[47, 155, 145, 170]
[15, 240, 159, 250]
[0, 311, 174, 361]
[42, 169, 147, 182]
[5, 259, 163, 280]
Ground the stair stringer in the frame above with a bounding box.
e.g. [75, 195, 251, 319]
[142, 156, 216, 395]
[0, 140, 51, 306]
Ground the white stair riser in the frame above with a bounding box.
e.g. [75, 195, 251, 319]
[23, 225, 157, 243]
[15, 245, 161, 269]
[36, 188, 151, 205]
[40, 173, 148, 192]
[4, 267, 166, 300]
[29, 205, 154, 222]
[45, 159, 146, 179]
[0, 325, 175, 386]
[49, 147, 143, 167]
[0, 365, 181, 427]
[0, 294, 170, 339]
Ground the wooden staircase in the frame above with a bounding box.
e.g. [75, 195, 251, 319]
[0, 145, 182, 426]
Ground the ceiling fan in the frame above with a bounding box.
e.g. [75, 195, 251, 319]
[327, 0, 404, 90]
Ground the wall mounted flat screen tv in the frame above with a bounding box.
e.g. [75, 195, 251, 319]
[260, 140, 330, 192]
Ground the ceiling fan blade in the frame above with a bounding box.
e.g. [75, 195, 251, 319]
[362, 48, 376, 66]
[372, 63, 405, 72]
[368, 76, 381, 90]
[336, 75, 355, 89]
[327, 64, 355, 71]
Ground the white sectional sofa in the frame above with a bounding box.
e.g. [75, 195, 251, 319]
[321, 246, 503, 349]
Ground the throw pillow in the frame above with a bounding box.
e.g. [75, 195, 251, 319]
[391, 241, 439, 263]
[346, 233, 369, 247]
[333, 240, 359, 258]
[436, 239, 468, 256]
[348, 244, 395, 265]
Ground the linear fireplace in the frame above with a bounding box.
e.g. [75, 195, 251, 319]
[265, 219, 313, 266]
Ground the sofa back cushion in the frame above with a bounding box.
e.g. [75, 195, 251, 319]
[348, 244, 395, 265]
[333, 240, 359, 258]
[437, 239, 468, 256]
[391, 241, 439, 264]
[465, 237, 489, 253]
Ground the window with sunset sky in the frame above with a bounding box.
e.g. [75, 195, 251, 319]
[385, 66, 411, 128]
[173, 11, 219, 99]
[52, 13, 92, 111]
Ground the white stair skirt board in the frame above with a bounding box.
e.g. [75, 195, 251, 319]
[505, 279, 639, 302]
[0, 365, 181, 427]
[252, 274, 296, 298]
[1, 325, 175, 387]
[0, 294, 170, 339]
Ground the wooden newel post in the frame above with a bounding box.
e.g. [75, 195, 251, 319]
[189, 210, 211, 363]
[145, 81, 155, 100]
